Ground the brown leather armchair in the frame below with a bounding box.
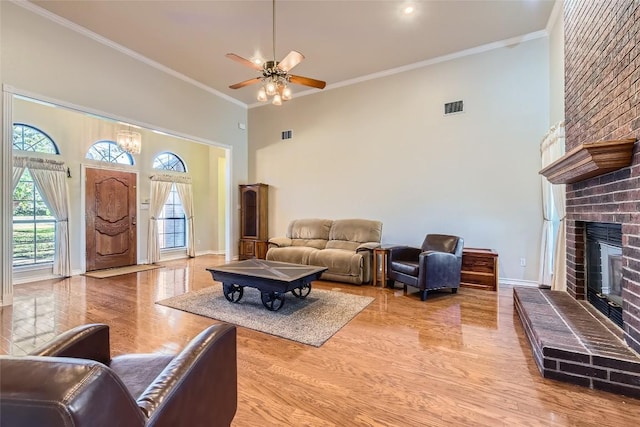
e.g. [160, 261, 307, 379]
[388, 234, 464, 301]
[0, 322, 237, 427]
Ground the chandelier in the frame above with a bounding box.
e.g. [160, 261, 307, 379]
[116, 127, 141, 155]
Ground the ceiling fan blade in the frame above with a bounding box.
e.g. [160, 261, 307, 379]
[226, 53, 263, 70]
[278, 50, 305, 72]
[289, 75, 327, 89]
[229, 77, 262, 89]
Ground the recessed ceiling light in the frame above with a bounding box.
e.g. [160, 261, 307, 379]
[403, 5, 415, 15]
[253, 58, 263, 65]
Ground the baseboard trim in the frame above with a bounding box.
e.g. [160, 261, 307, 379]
[499, 278, 539, 287]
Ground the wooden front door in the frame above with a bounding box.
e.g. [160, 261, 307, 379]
[86, 168, 137, 271]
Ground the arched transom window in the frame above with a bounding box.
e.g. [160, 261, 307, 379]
[86, 141, 134, 165]
[13, 123, 59, 154]
[153, 152, 186, 172]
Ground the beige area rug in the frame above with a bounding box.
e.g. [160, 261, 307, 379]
[84, 264, 162, 279]
[156, 285, 374, 347]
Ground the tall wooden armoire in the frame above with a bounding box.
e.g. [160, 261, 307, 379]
[239, 183, 268, 259]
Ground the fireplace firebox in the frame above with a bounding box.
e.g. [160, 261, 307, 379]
[585, 222, 623, 327]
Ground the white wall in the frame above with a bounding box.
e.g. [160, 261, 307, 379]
[249, 37, 549, 283]
[549, 1, 565, 125]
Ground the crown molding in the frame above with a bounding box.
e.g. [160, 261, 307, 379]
[11, 0, 247, 109]
[250, 29, 548, 109]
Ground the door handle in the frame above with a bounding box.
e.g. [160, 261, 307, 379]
[132, 216, 136, 225]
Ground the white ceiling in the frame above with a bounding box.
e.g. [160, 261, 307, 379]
[27, 0, 557, 107]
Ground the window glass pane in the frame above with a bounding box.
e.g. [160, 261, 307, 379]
[12, 169, 56, 266]
[153, 152, 186, 172]
[86, 141, 134, 165]
[158, 184, 186, 250]
[12, 124, 59, 154]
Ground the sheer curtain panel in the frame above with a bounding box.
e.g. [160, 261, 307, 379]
[175, 182, 195, 257]
[539, 122, 566, 291]
[15, 157, 71, 277]
[147, 178, 173, 264]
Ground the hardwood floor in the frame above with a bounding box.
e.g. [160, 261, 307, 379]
[2, 255, 640, 426]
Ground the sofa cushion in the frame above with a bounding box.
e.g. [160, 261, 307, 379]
[309, 249, 363, 277]
[291, 239, 328, 249]
[329, 219, 382, 243]
[266, 246, 317, 265]
[325, 240, 359, 251]
[287, 219, 332, 240]
[390, 260, 419, 276]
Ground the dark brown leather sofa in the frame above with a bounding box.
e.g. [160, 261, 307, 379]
[0, 322, 237, 427]
[388, 234, 464, 301]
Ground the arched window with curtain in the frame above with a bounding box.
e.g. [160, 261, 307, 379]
[149, 153, 195, 262]
[12, 124, 71, 277]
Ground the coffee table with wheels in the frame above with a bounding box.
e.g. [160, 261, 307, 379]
[206, 259, 327, 311]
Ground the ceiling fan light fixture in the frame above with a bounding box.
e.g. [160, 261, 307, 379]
[227, 0, 325, 106]
[265, 80, 277, 96]
[257, 87, 268, 102]
[282, 86, 292, 101]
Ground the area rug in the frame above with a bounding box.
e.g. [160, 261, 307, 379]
[156, 285, 374, 347]
[84, 264, 162, 278]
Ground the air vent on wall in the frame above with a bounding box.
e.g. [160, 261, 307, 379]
[444, 100, 463, 115]
[281, 130, 292, 140]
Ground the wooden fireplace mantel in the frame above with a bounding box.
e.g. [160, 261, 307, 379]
[539, 138, 636, 184]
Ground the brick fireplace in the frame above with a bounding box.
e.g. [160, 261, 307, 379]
[564, 0, 640, 353]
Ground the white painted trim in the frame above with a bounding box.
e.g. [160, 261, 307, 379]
[545, 0, 563, 34]
[499, 278, 539, 287]
[11, 0, 247, 109]
[1, 90, 13, 305]
[195, 250, 225, 256]
[249, 30, 549, 108]
[13, 274, 57, 285]
[9, 87, 229, 150]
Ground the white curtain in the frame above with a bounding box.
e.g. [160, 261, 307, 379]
[14, 157, 72, 277]
[539, 122, 566, 291]
[550, 126, 567, 292]
[175, 182, 196, 257]
[147, 179, 173, 264]
[13, 165, 25, 190]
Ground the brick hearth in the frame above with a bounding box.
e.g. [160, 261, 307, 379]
[514, 287, 640, 397]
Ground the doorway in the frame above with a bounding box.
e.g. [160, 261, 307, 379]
[85, 167, 137, 271]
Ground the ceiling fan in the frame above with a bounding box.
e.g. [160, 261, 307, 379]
[226, 0, 326, 105]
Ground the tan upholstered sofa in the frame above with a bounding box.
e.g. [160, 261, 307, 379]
[266, 218, 382, 285]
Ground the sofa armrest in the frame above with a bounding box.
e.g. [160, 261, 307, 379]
[138, 323, 237, 427]
[0, 356, 145, 427]
[356, 242, 380, 253]
[29, 323, 111, 365]
[268, 236, 292, 248]
[418, 250, 462, 287]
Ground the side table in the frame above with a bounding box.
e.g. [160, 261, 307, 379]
[372, 246, 395, 287]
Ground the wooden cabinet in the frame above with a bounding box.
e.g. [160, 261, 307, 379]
[460, 248, 498, 291]
[239, 239, 268, 260]
[239, 184, 268, 259]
